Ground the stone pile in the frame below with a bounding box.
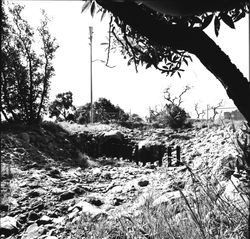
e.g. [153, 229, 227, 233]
[1, 122, 249, 238]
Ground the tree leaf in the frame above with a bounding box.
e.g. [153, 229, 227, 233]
[214, 16, 220, 36]
[201, 14, 213, 30]
[183, 58, 188, 66]
[220, 13, 235, 29]
[233, 11, 245, 22]
[145, 62, 152, 69]
[100, 9, 106, 21]
[81, 1, 91, 13]
[192, 16, 202, 24]
[90, 1, 96, 18]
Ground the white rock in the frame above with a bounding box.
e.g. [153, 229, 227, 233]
[152, 191, 182, 207]
[73, 201, 108, 218]
[92, 168, 102, 176]
[0, 216, 18, 236]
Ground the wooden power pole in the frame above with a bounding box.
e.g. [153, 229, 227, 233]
[89, 26, 94, 123]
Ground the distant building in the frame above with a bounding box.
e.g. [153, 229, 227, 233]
[224, 110, 245, 120]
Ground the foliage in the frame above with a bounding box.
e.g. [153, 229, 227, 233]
[49, 91, 76, 122]
[166, 104, 190, 129]
[164, 86, 191, 129]
[147, 104, 190, 130]
[119, 113, 146, 129]
[234, 122, 250, 173]
[147, 86, 191, 129]
[75, 103, 91, 124]
[130, 113, 144, 123]
[82, 0, 249, 77]
[75, 97, 129, 124]
[1, 3, 58, 124]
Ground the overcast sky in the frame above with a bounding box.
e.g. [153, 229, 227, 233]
[11, 1, 249, 118]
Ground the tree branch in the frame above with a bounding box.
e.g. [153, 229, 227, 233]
[96, 0, 250, 124]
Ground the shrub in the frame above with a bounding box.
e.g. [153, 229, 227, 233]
[164, 104, 189, 129]
[118, 113, 146, 129]
[119, 120, 145, 129]
[75, 98, 129, 124]
[49, 91, 76, 122]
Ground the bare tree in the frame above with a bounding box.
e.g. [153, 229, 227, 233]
[209, 100, 224, 121]
[195, 103, 205, 119]
[164, 85, 191, 107]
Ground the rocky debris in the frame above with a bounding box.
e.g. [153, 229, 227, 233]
[1, 122, 248, 239]
[138, 179, 150, 187]
[112, 197, 125, 206]
[48, 169, 61, 178]
[0, 204, 9, 212]
[28, 190, 41, 198]
[28, 211, 41, 222]
[37, 215, 53, 226]
[0, 216, 19, 237]
[69, 201, 108, 219]
[21, 223, 44, 239]
[152, 191, 182, 207]
[86, 196, 104, 207]
[59, 191, 75, 201]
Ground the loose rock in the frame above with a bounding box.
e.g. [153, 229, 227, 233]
[0, 216, 18, 237]
[59, 191, 75, 201]
[138, 179, 149, 187]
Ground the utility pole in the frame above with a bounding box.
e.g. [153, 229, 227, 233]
[89, 26, 94, 123]
[206, 104, 210, 129]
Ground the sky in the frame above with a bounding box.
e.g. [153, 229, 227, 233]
[9, 0, 250, 118]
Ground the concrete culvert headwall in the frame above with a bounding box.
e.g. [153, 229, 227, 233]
[73, 130, 136, 160]
[132, 140, 166, 166]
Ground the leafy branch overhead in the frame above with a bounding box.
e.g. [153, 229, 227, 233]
[81, 0, 249, 76]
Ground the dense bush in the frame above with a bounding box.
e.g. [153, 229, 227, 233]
[148, 104, 192, 130]
[75, 98, 129, 124]
[119, 120, 145, 129]
[165, 104, 189, 129]
[119, 113, 146, 129]
[49, 91, 76, 122]
[1, 4, 58, 124]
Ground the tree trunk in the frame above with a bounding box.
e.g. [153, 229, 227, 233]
[96, 0, 250, 125]
[1, 73, 19, 122]
[15, 69, 29, 123]
[37, 54, 49, 121]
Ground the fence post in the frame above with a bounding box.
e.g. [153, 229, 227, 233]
[176, 146, 181, 166]
[167, 146, 172, 166]
[206, 104, 210, 129]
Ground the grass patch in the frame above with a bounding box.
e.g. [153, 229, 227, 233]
[66, 169, 248, 239]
